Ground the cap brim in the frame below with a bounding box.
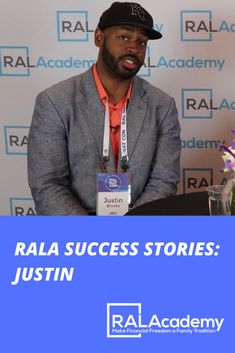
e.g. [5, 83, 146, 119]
[136, 22, 162, 39]
[99, 21, 162, 40]
[147, 29, 162, 40]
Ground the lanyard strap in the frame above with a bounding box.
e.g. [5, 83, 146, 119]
[102, 101, 110, 162]
[102, 101, 129, 171]
[120, 105, 128, 171]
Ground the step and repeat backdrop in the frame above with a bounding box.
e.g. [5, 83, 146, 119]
[0, 0, 234, 215]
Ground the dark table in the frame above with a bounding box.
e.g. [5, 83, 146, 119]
[127, 191, 209, 216]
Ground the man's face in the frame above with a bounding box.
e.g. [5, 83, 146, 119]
[97, 26, 148, 79]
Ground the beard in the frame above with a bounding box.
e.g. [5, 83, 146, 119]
[101, 40, 144, 79]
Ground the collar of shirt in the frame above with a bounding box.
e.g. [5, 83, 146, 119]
[92, 64, 132, 111]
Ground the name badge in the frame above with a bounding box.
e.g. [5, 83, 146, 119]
[97, 173, 129, 216]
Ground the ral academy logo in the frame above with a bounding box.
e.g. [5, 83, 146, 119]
[141, 49, 224, 73]
[4, 126, 29, 155]
[182, 89, 235, 119]
[0, 46, 30, 76]
[183, 168, 228, 193]
[107, 303, 224, 338]
[0, 45, 96, 76]
[182, 89, 213, 119]
[57, 11, 94, 41]
[181, 10, 235, 41]
[9, 198, 36, 216]
[183, 168, 213, 194]
[107, 303, 142, 338]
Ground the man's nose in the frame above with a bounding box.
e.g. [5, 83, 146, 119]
[126, 41, 138, 53]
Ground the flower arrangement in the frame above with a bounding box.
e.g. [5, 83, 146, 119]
[218, 130, 235, 215]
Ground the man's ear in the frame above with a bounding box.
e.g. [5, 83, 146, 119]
[94, 28, 104, 48]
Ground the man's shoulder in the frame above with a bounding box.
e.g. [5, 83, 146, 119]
[41, 68, 92, 99]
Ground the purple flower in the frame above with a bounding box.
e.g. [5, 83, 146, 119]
[218, 130, 235, 173]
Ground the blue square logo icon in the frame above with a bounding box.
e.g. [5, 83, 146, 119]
[57, 11, 93, 41]
[180, 10, 212, 42]
[4, 126, 30, 155]
[182, 89, 213, 119]
[0, 46, 30, 76]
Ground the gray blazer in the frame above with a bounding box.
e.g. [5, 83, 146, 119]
[28, 68, 181, 215]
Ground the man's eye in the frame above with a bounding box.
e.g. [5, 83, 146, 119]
[119, 35, 129, 41]
[139, 40, 147, 46]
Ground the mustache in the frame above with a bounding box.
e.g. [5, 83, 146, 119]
[118, 54, 141, 66]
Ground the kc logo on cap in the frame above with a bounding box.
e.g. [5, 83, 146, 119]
[130, 3, 146, 21]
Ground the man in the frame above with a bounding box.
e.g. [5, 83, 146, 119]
[28, 2, 181, 215]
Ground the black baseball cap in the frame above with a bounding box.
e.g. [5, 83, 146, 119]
[98, 2, 162, 40]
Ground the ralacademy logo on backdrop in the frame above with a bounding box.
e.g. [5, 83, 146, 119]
[0, 46, 96, 76]
[57, 11, 94, 41]
[183, 168, 213, 194]
[139, 50, 225, 74]
[182, 89, 235, 119]
[181, 10, 235, 41]
[9, 198, 36, 216]
[0, 46, 31, 76]
[183, 169, 227, 194]
[107, 303, 224, 338]
[4, 126, 29, 155]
